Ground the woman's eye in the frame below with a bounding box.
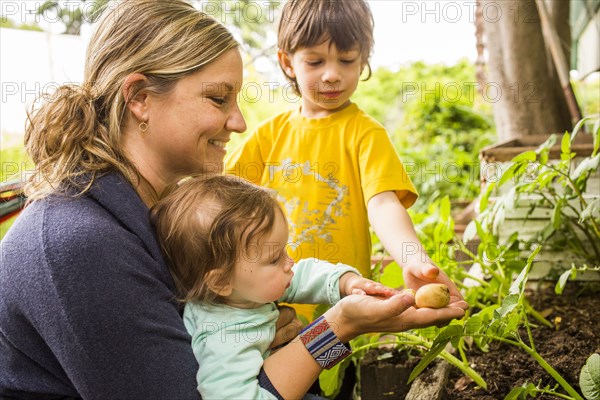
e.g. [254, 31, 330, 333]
[210, 97, 226, 105]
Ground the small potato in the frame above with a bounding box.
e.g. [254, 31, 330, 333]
[415, 284, 450, 309]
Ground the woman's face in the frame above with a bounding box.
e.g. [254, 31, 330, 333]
[141, 48, 246, 182]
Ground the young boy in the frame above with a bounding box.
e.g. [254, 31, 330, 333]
[151, 174, 397, 399]
[226, 0, 462, 321]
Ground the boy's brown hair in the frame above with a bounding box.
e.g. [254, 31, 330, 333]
[277, 0, 374, 95]
[151, 174, 280, 304]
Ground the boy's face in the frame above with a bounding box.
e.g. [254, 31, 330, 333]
[226, 210, 295, 308]
[279, 42, 364, 119]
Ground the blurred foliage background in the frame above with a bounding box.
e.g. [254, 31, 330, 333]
[2, 0, 599, 239]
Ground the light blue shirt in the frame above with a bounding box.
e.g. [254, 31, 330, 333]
[183, 258, 360, 399]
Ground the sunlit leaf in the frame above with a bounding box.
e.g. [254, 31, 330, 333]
[512, 150, 537, 163]
[319, 359, 348, 398]
[379, 261, 404, 288]
[494, 294, 519, 320]
[463, 220, 477, 243]
[572, 154, 600, 181]
[552, 198, 564, 229]
[561, 132, 571, 155]
[407, 341, 447, 384]
[580, 353, 600, 400]
[581, 199, 600, 222]
[555, 267, 576, 295]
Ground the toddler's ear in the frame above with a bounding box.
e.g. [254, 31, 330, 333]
[205, 269, 233, 297]
[277, 50, 296, 78]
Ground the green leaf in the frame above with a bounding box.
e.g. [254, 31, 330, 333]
[571, 117, 591, 144]
[494, 294, 520, 320]
[319, 358, 349, 398]
[407, 341, 448, 384]
[480, 182, 496, 212]
[440, 195, 451, 221]
[555, 267, 576, 295]
[463, 220, 477, 243]
[551, 198, 564, 229]
[504, 386, 526, 400]
[540, 223, 555, 241]
[432, 324, 464, 348]
[498, 163, 519, 187]
[379, 261, 404, 288]
[572, 154, 600, 181]
[526, 244, 543, 265]
[581, 199, 600, 222]
[580, 353, 600, 400]
[539, 134, 558, 151]
[593, 118, 600, 156]
[561, 132, 571, 154]
[504, 382, 538, 400]
[540, 148, 550, 165]
[512, 150, 537, 163]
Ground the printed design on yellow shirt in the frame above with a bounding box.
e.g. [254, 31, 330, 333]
[269, 158, 349, 246]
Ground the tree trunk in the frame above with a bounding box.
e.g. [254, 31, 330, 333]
[482, 0, 572, 141]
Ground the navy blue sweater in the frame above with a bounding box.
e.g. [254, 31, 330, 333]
[0, 173, 277, 399]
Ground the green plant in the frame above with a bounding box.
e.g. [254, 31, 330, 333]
[406, 118, 600, 399]
[412, 246, 586, 400]
[479, 116, 600, 271]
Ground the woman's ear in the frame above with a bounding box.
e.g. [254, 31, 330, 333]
[122, 73, 149, 123]
[277, 50, 296, 78]
[205, 269, 233, 297]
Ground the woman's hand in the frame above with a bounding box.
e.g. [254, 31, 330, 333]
[270, 305, 303, 349]
[324, 290, 466, 342]
[403, 262, 468, 308]
[339, 272, 398, 298]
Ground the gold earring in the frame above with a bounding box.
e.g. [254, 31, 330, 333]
[139, 121, 148, 133]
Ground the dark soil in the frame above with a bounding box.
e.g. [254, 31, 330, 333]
[444, 281, 600, 400]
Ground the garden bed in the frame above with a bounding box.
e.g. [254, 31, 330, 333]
[444, 281, 600, 400]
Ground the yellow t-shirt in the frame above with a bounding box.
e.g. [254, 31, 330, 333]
[226, 103, 417, 319]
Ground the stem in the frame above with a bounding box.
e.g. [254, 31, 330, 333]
[524, 301, 553, 328]
[460, 273, 489, 287]
[457, 239, 477, 260]
[351, 340, 423, 354]
[524, 347, 584, 400]
[472, 332, 584, 400]
[535, 388, 577, 400]
[438, 349, 487, 389]
[523, 312, 536, 352]
[568, 218, 600, 260]
[390, 333, 487, 389]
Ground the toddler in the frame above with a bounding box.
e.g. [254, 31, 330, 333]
[151, 174, 396, 399]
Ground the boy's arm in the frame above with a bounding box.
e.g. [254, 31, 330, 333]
[367, 191, 464, 304]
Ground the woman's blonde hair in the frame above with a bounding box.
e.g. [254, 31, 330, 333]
[151, 174, 281, 303]
[24, 0, 238, 200]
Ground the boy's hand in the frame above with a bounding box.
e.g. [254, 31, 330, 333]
[339, 272, 398, 298]
[403, 262, 468, 309]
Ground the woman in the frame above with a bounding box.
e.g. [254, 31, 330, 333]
[0, 1, 467, 399]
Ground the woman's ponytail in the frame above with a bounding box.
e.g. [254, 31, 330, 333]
[24, 84, 132, 200]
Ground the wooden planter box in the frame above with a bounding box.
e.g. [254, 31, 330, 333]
[479, 135, 599, 280]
